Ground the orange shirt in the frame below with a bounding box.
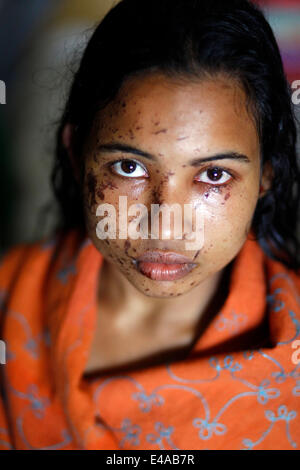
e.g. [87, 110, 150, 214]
[0, 229, 299, 450]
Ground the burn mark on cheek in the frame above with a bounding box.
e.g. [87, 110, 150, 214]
[202, 186, 225, 200]
[151, 187, 164, 205]
[153, 128, 168, 135]
[124, 240, 131, 255]
[128, 129, 135, 140]
[97, 189, 105, 200]
[97, 180, 118, 201]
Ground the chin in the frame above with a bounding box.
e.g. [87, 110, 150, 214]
[132, 279, 195, 299]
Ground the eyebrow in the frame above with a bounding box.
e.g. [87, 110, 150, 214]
[97, 142, 251, 165]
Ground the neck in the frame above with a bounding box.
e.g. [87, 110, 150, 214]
[97, 258, 232, 341]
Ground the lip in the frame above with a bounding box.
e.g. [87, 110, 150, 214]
[136, 250, 195, 264]
[135, 250, 197, 281]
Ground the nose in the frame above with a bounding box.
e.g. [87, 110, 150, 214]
[144, 179, 195, 242]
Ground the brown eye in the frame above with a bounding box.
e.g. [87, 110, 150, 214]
[207, 168, 223, 181]
[121, 160, 137, 174]
[194, 167, 232, 185]
[111, 159, 148, 178]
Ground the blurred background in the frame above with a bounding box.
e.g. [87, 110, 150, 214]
[0, 0, 299, 255]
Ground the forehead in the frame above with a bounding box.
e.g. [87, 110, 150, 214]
[95, 72, 259, 156]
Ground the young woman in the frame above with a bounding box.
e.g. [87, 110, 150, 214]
[0, 0, 300, 451]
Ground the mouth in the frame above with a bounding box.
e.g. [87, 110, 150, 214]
[133, 250, 198, 281]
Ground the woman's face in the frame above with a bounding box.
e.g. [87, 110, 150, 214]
[82, 72, 265, 298]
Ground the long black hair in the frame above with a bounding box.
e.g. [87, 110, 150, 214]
[51, 0, 300, 271]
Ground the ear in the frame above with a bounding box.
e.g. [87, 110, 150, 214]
[259, 161, 273, 198]
[62, 123, 81, 183]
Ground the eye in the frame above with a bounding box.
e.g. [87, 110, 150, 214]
[194, 167, 233, 185]
[110, 159, 148, 178]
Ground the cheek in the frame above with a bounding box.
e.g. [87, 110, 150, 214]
[194, 184, 258, 248]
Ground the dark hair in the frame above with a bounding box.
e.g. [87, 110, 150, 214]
[51, 0, 300, 271]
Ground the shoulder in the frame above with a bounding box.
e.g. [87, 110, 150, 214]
[0, 229, 85, 301]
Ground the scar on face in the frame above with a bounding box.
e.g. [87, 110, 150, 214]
[128, 129, 135, 140]
[153, 128, 168, 135]
[124, 240, 131, 255]
[96, 181, 118, 201]
[151, 187, 164, 205]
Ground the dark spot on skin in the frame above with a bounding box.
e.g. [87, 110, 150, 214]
[100, 180, 118, 191]
[182, 165, 187, 168]
[97, 190, 105, 200]
[151, 187, 163, 205]
[122, 102, 126, 108]
[133, 248, 137, 253]
[193, 250, 200, 261]
[96, 180, 118, 201]
[167, 171, 175, 177]
[87, 171, 97, 205]
[154, 121, 160, 126]
[177, 136, 189, 141]
[145, 289, 150, 292]
[136, 126, 143, 131]
[204, 192, 210, 199]
[225, 192, 231, 201]
[153, 129, 168, 135]
[156, 170, 160, 174]
[190, 282, 195, 286]
[128, 129, 135, 140]
[124, 240, 131, 254]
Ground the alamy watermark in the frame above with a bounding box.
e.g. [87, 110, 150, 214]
[95, 197, 205, 250]
[0, 80, 6, 104]
[291, 339, 300, 365]
[292, 80, 300, 106]
[0, 340, 6, 365]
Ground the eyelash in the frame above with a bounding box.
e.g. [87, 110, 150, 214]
[108, 159, 235, 186]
